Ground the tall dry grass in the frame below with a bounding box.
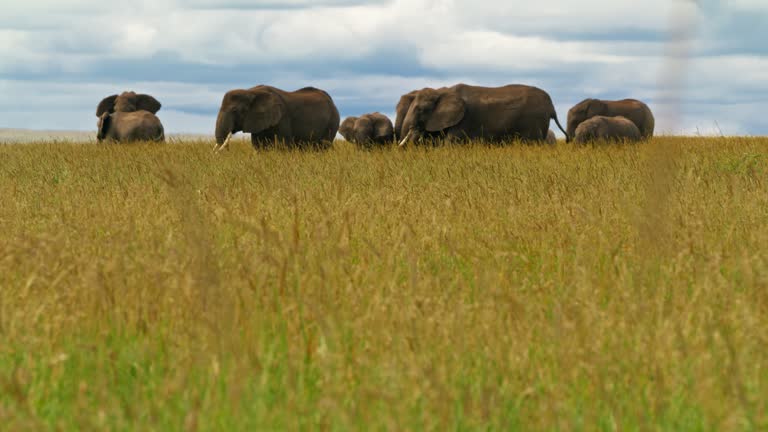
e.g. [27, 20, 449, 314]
[1, 137, 767, 430]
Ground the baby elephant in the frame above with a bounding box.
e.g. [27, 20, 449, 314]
[574, 116, 641, 144]
[97, 111, 165, 143]
[339, 112, 394, 147]
[546, 130, 557, 144]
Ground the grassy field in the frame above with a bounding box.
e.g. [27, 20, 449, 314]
[1, 137, 767, 430]
[0, 128, 212, 144]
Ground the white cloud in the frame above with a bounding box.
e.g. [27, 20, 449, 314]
[728, 0, 768, 11]
[112, 23, 160, 58]
[0, 0, 765, 135]
[458, 0, 681, 34]
[421, 31, 638, 73]
[187, 0, 386, 8]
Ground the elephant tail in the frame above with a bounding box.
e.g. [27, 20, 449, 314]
[552, 113, 569, 142]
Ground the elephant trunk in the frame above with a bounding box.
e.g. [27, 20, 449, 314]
[566, 123, 578, 142]
[394, 115, 405, 141]
[398, 113, 420, 146]
[398, 128, 424, 147]
[215, 111, 235, 144]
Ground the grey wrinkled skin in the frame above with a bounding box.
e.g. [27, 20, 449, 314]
[97, 111, 165, 143]
[394, 90, 420, 140]
[215, 85, 339, 149]
[396, 84, 569, 145]
[546, 130, 557, 145]
[573, 116, 642, 144]
[96, 91, 162, 116]
[339, 112, 394, 147]
[567, 98, 654, 139]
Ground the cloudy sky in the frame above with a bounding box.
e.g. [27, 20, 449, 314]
[0, 0, 765, 136]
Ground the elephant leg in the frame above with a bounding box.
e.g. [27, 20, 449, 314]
[442, 131, 459, 145]
[252, 125, 286, 149]
[518, 118, 549, 143]
[251, 134, 274, 150]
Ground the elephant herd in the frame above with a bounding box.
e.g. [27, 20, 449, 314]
[95, 84, 655, 148]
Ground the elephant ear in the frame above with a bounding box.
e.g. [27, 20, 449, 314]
[373, 115, 394, 139]
[242, 90, 284, 135]
[96, 95, 118, 117]
[135, 94, 161, 114]
[425, 93, 465, 132]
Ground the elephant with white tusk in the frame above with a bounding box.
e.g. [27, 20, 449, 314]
[395, 84, 569, 146]
[573, 116, 642, 144]
[213, 85, 339, 151]
[339, 112, 394, 147]
[567, 98, 654, 139]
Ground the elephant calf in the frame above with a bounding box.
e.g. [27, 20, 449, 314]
[546, 130, 557, 145]
[97, 111, 165, 142]
[567, 98, 654, 139]
[339, 112, 394, 147]
[574, 116, 641, 144]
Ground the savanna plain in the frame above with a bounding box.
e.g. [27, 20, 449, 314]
[1, 137, 767, 431]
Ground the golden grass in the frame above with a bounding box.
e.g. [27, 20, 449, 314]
[1, 137, 767, 430]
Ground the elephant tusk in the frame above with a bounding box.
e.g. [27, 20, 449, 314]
[398, 130, 412, 147]
[215, 132, 233, 153]
[222, 132, 233, 150]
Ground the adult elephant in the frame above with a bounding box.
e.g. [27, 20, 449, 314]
[97, 111, 164, 143]
[214, 85, 340, 151]
[396, 84, 569, 145]
[96, 91, 161, 116]
[567, 98, 654, 139]
[339, 112, 394, 147]
[574, 116, 641, 144]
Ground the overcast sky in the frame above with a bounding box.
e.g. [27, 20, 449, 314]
[1, 0, 765, 136]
